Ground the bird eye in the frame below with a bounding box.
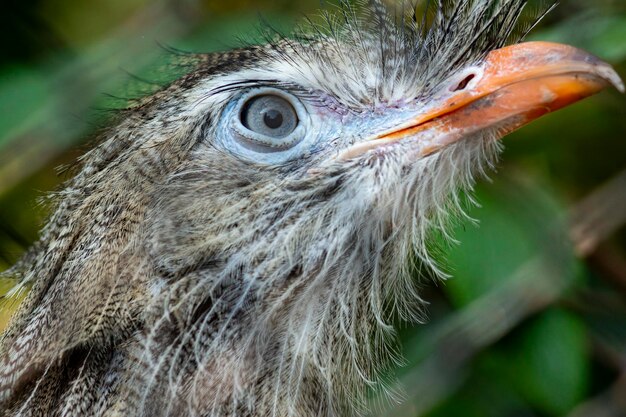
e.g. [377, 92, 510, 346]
[224, 88, 311, 161]
[241, 95, 298, 137]
[238, 94, 300, 149]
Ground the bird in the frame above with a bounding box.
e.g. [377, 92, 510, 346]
[0, 0, 623, 416]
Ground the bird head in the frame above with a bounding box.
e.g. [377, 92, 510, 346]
[0, 1, 623, 416]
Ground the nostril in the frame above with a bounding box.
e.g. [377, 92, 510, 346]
[451, 73, 477, 92]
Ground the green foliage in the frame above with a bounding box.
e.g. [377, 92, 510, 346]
[444, 183, 561, 307]
[0, 66, 51, 143]
[430, 308, 589, 417]
[428, 177, 589, 414]
[509, 309, 588, 415]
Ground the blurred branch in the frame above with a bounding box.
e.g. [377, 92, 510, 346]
[565, 292, 626, 417]
[571, 170, 626, 258]
[375, 170, 626, 417]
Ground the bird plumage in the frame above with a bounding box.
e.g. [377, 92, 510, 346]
[0, 1, 614, 416]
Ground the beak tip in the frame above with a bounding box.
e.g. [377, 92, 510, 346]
[599, 64, 625, 93]
[615, 78, 625, 94]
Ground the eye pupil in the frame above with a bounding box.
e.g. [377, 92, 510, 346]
[264, 110, 284, 129]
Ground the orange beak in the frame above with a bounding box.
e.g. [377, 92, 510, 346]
[340, 42, 624, 159]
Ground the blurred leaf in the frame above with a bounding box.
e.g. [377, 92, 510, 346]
[0, 66, 52, 144]
[443, 195, 535, 306]
[507, 309, 589, 416]
[443, 177, 571, 307]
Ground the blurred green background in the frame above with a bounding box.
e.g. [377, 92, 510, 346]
[1, 1, 625, 416]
